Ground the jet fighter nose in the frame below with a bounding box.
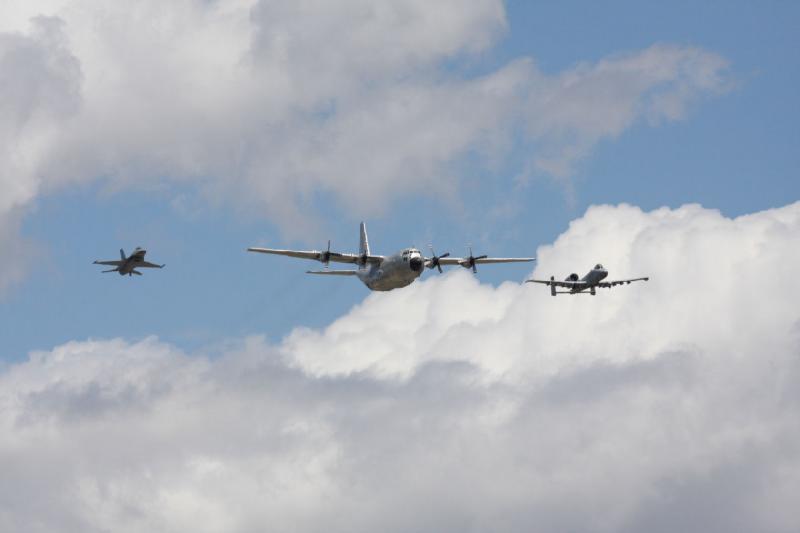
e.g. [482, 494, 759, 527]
[409, 256, 424, 272]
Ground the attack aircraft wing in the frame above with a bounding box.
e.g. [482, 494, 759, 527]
[525, 278, 586, 289]
[597, 277, 649, 288]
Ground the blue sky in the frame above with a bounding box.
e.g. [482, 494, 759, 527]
[1, 0, 798, 359]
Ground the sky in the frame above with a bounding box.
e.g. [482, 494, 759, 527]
[0, 1, 799, 532]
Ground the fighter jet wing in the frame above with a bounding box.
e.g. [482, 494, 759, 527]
[137, 261, 165, 269]
[597, 277, 649, 288]
[525, 279, 585, 289]
[247, 247, 383, 265]
[93, 260, 124, 266]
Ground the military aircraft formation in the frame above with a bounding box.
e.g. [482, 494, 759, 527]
[94, 222, 649, 294]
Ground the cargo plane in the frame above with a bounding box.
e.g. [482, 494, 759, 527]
[248, 223, 534, 291]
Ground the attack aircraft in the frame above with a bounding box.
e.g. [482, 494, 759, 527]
[93, 247, 165, 276]
[247, 223, 534, 291]
[526, 263, 648, 296]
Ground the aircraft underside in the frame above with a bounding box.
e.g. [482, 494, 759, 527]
[362, 266, 422, 291]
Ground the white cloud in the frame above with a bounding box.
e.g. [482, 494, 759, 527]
[0, 209, 40, 295]
[0, 15, 81, 214]
[2, 202, 798, 532]
[525, 45, 730, 178]
[0, 2, 728, 230]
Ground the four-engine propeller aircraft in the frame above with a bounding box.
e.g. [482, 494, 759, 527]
[93, 247, 165, 276]
[247, 223, 535, 291]
[526, 264, 648, 296]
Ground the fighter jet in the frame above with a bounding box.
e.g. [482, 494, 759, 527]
[247, 222, 534, 291]
[526, 263, 648, 296]
[93, 247, 165, 276]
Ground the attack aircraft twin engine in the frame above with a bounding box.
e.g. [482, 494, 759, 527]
[565, 273, 580, 281]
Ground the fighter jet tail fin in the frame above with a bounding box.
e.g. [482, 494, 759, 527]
[120, 248, 126, 260]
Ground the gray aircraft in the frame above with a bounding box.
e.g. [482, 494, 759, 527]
[93, 247, 165, 276]
[526, 263, 648, 296]
[247, 222, 534, 291]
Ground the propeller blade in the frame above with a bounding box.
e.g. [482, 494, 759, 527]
[321, 239, 331, 267]
[464, 246, 487, 274]
[427, 246, 450, 274]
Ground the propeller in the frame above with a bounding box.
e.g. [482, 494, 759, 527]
[463, 245, 488, 274]
[320, 240, 332, 267]
[427, 245, 450, 273]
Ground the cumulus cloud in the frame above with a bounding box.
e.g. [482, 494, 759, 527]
[0, 209, 40, 295]
[0, 14, 81, 213]
[0, 1, 728, 228]
[2, 202, 798, 532]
